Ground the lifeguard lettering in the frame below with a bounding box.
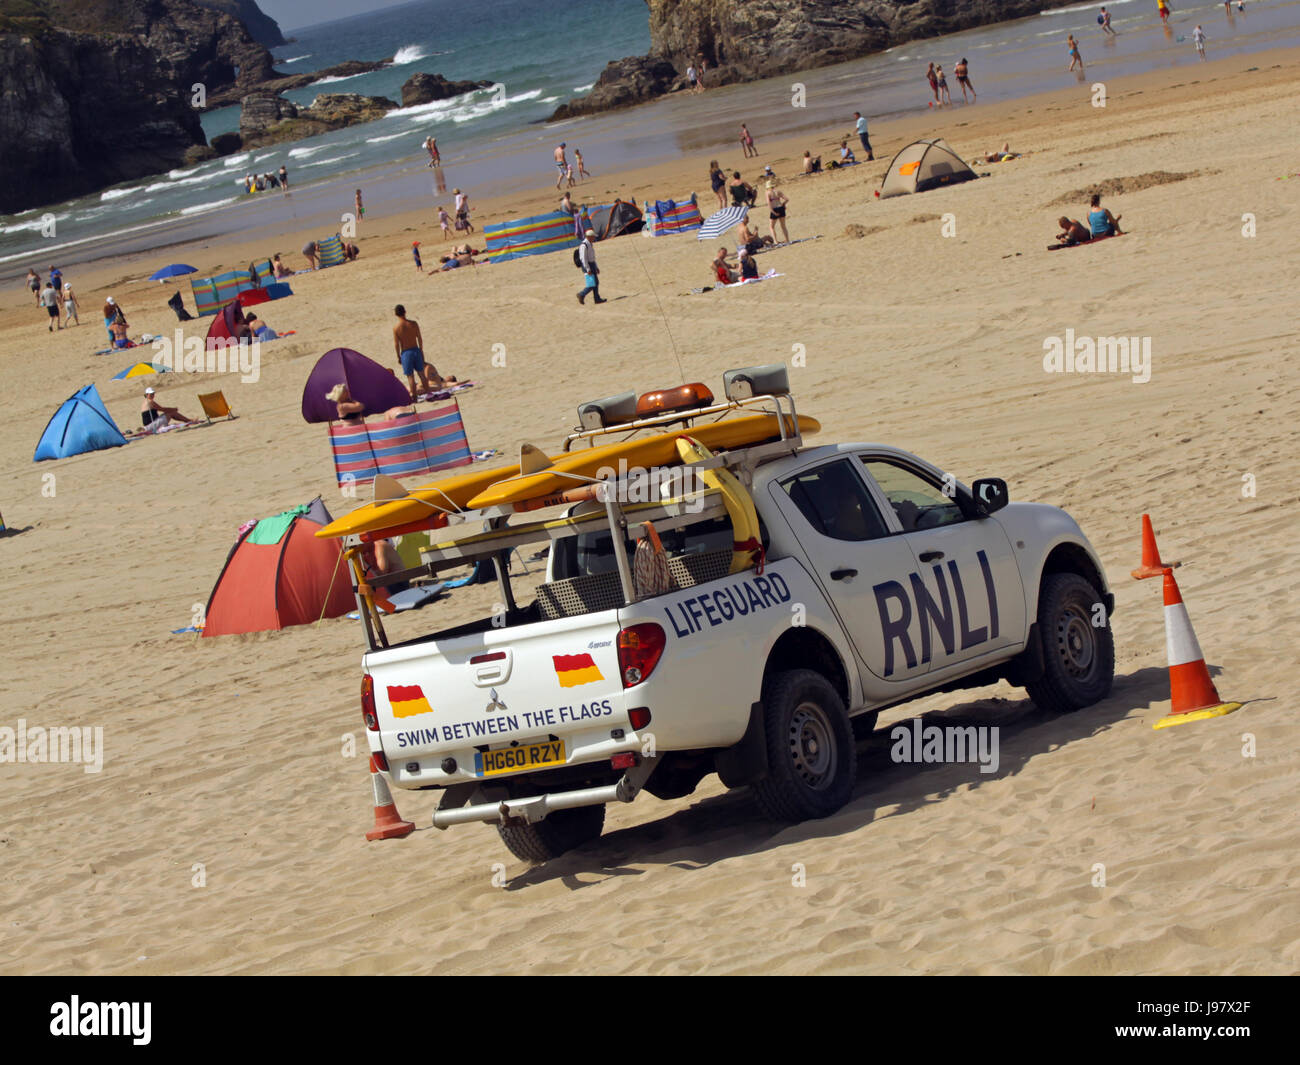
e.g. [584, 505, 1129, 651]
[873, 550, 999, 676]
[388, 684, 433, 719]
[553, 653, 603, 687]
[664, 573, 792, 638]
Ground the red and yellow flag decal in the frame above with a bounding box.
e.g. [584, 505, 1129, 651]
[387, 684, 433, 719]
[552, 653, 603, 688]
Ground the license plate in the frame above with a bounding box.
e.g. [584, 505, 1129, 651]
[475, 740, 566, 777]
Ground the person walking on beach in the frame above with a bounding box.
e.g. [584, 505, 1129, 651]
[62, 284, 79, 327]
[740, 123, 757, 158]
[935, 64, 952, 104]
[765, 180, 789, 245]
[1157, 0, 1171, 25]
[453, 188, 473, 233]
[1193, 24, 1207, 57]
[925, 62, 940, 105]
[554, 142, 569, 189]
[576, 228, 605, 305]
[853, 112, 874, 160]
[575, 148, 591, 179]
[39, 281, 61, 331]
[279, 164, 289, 190]
[1100, 7, 1117, 34]
[1067, 35, 1085, 73]
[954, 58, 976, 102]
[438, 205, 452, 240]
[425, 136, 440, 167]
[393, 305, 434, 400]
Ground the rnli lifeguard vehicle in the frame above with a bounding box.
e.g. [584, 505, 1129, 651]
[318, 365, 1115, 862]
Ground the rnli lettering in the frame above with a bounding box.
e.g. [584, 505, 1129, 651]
[664, 573, 792, 638]
[873, 550, 1000, 676]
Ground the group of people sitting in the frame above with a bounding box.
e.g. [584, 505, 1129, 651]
[435, 244, 481, 271]
[1056, 193, 1124, 246]
[712, 245, 760, 285]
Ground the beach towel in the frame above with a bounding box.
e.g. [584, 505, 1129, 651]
[1047, 232, 1124, 251]
[329, 402, 472, 486]
[416, 380, 476, 402]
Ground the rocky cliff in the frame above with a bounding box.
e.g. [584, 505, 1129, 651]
[552, 0, 1082, 118]
[192, 0, 284, 48]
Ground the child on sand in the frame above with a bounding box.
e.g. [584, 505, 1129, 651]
[1193, 25, 1207, 58]
[438, 206, 452, 239]
[935, 65, 951, 105]
[412, 241, 423, 273]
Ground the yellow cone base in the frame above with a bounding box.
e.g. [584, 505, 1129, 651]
[1152, 702, 1243, 730]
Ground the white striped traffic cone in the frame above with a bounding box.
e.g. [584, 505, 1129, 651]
[365, 754, 414, 840]
[1153, 568, 1241, 730]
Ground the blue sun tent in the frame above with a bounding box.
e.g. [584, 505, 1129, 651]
[34, 384, 128, 461]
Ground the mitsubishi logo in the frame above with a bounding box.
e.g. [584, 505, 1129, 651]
[486, 688, 507, 713]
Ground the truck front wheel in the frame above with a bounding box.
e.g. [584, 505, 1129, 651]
[752, 669, 856, 822]
[1025, 572, 1115, 713]
[497, 804, 605, 864]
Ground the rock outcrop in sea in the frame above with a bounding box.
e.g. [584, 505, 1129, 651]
[550, 0, 1083, 119]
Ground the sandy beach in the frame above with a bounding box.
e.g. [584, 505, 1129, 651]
[1, 48, 1298, 975]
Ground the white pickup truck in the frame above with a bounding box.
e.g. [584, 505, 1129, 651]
[348, 367, 1114, 862]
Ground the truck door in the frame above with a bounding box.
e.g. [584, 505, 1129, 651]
[857, 456, 1026, 673]
[767, 457, 931, 688]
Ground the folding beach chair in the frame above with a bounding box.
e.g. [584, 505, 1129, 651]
[198, 391, 236, 422]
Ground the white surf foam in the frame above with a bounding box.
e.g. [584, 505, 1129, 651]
[312, 72, 367, 85]
[288, 145, 328, 158]
[222, 153, 251, 167]
[299, 153, 359, 168]
[180, 197, 237, 215]
[366, 131, 409, 143]
[392, 45, 427, 65]
[281, 54, 312, 64]
[572, 82, 595, 92]
[100, 186, 141, 201]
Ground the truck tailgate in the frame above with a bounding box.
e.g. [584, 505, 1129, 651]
[366, 609, 634, 789]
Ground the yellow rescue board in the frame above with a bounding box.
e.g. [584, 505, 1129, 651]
[466, 413, 818, 510]
[316, 412, 817, 540]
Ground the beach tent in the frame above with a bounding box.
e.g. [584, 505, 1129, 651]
[484, 211, 579, 263]
[316, 235, 346, 268]
[329, 403, 472, 487]
[697, 205, 749, 241]
[579, 199, 644, 240]
[301, 348, 412, 424]
[206, 302, 247, 348]
[189, 259, 274, 316]
[34, 384, 128, 461]
[879, 139, 977, 198]
[202, 497, 354, 637]
[644, 194, 704, 235]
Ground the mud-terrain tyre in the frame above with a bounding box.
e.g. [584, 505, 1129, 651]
[1025, 572, 1115, 713]
[497, 804, 605, 863]
[752, 669, 856, 822]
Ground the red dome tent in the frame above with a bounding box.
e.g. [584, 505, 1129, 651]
[206, 302, 247, 347]
[202, 498, 354, 637]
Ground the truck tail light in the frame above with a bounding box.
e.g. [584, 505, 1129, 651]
[373, 750, 390, 772]
[361, 674, 378, 731]
[610, 752, 639, 770]
[617, 623, 665, 688]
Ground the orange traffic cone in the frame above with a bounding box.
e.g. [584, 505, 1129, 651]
[1152, 568, 1241, 729]
[365, 754, 414, 840]
[1131, 513, 1181, 580]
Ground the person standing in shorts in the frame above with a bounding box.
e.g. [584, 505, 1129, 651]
[40, 281, 61, 331]
[1193, 24, 1207, 57]
[438, 206, 452, 240]
[412, 241, 424, 273]
[279, 164, 289, 191]
[853, 112, 874, 160]
[765, 181, 789, 245]
[63, 284, 79, 326]
[554, 143, 569, 189]
[393, 305, 435, 400]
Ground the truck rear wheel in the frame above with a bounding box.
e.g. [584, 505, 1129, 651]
[1025, 572, 1115, 713]
[496, 804, 605, 864]
[752, 669, 856, 822]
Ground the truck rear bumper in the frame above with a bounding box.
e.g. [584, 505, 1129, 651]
[431, 755, 658, 828]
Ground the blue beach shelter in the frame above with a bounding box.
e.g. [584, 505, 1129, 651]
[34, 384, 128, 461]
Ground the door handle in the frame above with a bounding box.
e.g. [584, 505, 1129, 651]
[918, 550, 945, 563]
[830, 568, 858, 581]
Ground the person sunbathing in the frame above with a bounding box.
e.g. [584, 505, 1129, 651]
[243, 312, 277, 340]
[1087, 193, 1123, 236]
[712, 247, 737, 285]
[802, 151, 822, 174]
[327, 383, 367, 423]
[141, 386, 194, 425]
[1056, 217, 1091, 246]
[979, 142, 1016, 163]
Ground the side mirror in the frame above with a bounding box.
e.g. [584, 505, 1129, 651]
[971, 477, 1009, 516]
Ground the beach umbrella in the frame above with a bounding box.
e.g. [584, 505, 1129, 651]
[697, 205, 749, 241]
[149, 264, 198, 281]
[112, 362, 171, 380]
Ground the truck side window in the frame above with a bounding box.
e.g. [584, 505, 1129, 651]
[781, 459, 889, 541]
[861, 459, 965, 531]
